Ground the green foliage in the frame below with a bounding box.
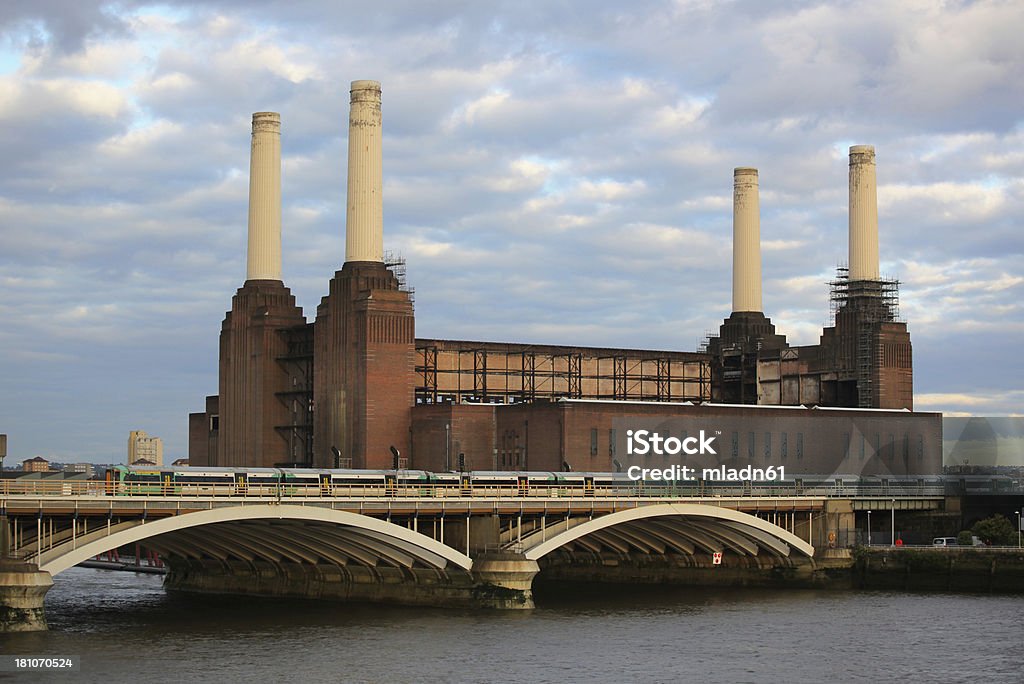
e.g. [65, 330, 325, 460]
[852, 545, 870, 564]
[971, 514, 1017, 546]
[957, 531, 974, 546]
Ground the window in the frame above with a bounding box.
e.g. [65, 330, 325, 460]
[748, 432, 755, 459]
[731, 432, 739, 458]
[917, 435, 924, 462]
[764, 432, 772, 459]
[609, 429, 617, 457]
[796, 433, 803, 460]
[859, 435, 865, 460]
[210, 415, 219, 431]
[590, 428, 598, 456]
[781, 433, 788, 459]
[843, 432, 850, 459]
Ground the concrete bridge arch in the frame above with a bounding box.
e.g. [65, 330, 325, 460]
[33, 504, 474, 577]
[519, 503, 815, 562]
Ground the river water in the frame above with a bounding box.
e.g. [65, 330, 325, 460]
[1, 567, 1020, 683]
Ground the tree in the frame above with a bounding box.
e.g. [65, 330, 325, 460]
[971, 514, 1016, 546]
[957, 531, 974, 546]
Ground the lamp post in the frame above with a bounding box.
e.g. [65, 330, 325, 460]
[1016, 510, 1021, 549]
[867, 509, 872, 546]
[891, 499, 895, 547]
[445, 423, 451, 472]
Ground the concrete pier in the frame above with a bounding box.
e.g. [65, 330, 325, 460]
[471, 553, 541, 609]
[164, 555, 539, 610]
[0, 560, 53, 632]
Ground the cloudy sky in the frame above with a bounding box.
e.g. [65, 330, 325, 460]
[1, 0, 1022, 464]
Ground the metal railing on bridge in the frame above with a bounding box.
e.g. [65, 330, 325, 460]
[0, 478, 959, 500]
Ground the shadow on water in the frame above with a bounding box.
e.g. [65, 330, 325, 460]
[531, 576, 839, 613]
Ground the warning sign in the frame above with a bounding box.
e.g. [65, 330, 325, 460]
[712, 552, 723, 565]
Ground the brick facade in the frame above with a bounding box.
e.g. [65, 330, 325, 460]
[218, 280, 306, 467]
[313, 261, 415, 469]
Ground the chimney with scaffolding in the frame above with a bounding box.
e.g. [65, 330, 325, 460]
[706, 147, 913, 410]
[817, 146, 912, 409]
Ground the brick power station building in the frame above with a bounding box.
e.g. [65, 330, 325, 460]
[189, 80, 939, 477]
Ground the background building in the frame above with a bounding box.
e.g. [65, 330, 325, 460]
[189, 80, 935, 477]
[22, 456, 50, 473]
[128, 430, 163, 466]
[63, 463, 95, 477]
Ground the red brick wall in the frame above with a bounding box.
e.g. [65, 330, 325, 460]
[494, 404, 564, 472]
[876, 323, 913, 410]
[313, 262, 415, 469]
[411, 404, 496, 471]
[188, 412, 209, 466]
[218, 280, 305, 467]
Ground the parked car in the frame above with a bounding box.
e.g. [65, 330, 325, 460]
[932, 537, 958, 547]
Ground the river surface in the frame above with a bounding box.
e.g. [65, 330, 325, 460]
[1, 567, 1020, 683]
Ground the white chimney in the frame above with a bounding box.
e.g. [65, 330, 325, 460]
[344, 80, 384, 263]
[246, 112, 282, 281]
[848, 145, 880, 281]
[732, 167, 762, 313]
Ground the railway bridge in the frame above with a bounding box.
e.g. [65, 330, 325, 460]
[0, 479, 944, 631]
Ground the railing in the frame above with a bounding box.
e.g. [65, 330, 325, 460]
[0, 478, 954, 500]
[864, 544, 1024, 552]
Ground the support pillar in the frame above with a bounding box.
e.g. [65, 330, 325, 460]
[0, 562, 52, 632]
[471, 552, 540, 609]
[1, 515, 52, 632]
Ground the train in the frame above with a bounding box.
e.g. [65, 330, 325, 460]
[108, 465, 611, 497]
[106, 465, 1021, 498]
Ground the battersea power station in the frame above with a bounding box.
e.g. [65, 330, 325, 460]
[188, 80, 940, 477]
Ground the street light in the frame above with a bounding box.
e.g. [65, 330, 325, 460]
[1016, 510, 1021, 549]
[891, 499, 896, 547]
[445, 423, 451, 472]
[867, 509, 872, 546]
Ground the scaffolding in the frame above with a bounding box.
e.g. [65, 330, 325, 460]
[828, 267, 901, 326]
[414, 340, 711, 405]
[383, 251, 415, 305]
[828, 267, 902, 408]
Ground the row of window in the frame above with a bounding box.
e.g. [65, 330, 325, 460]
[843, 432, 925, 462]
[730, 431, 804, 460]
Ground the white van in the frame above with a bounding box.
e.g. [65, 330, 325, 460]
[932, 537, 958, 547]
